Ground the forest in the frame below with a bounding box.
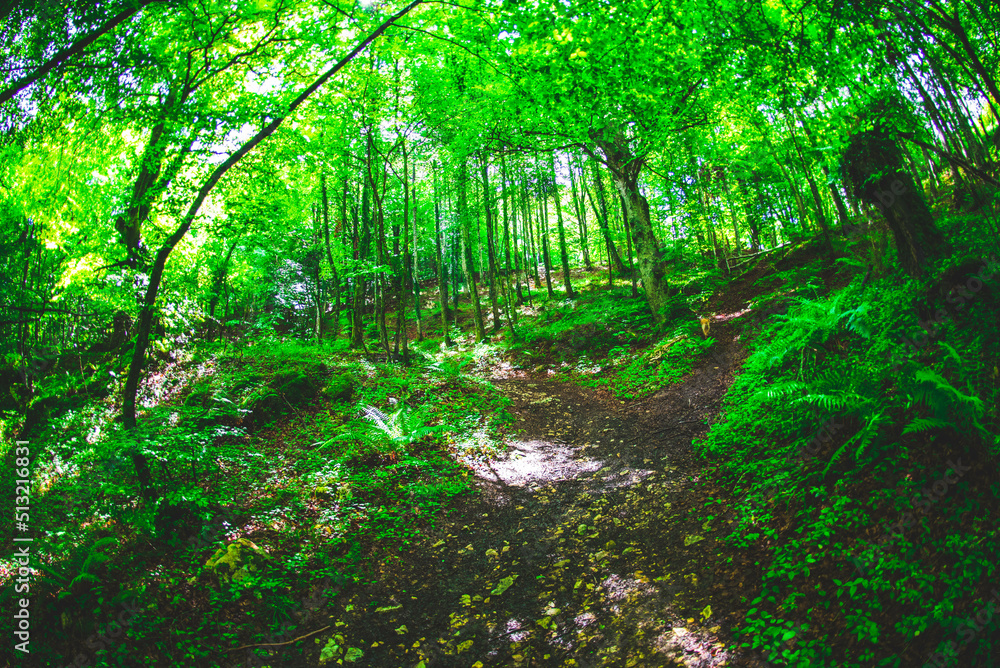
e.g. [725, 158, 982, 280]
[1, 0, 999, 666]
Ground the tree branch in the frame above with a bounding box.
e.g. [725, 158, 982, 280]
[122, 0, 425, 429]
[899, 132, 1000, 188]
[0, 0, 161, 105]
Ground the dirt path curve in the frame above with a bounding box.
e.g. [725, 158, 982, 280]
[309, 312, 761, 668]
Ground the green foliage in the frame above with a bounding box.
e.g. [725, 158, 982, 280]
[701, 247, 1000, 667]
[512, 287, 654, 357]
[323, 402, 452, 461]
[35, 535, 117, 594]
[581, 326, 712, 399]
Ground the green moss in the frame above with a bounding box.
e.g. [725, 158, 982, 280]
[277, 372, 317, 403]
[202, 538, 270, 586]
[322, 374, 354, 403]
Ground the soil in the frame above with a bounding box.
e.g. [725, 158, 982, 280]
[260, 257, 812, 668]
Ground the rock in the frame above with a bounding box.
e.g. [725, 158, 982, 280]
[201, 538, 271, 586]
[277, 372, 318, 403]
[240, 388, 283, 428]
[321, 374, 354, 403]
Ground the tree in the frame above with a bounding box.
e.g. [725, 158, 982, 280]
[120, 0, 425, 499]
[843, 124, 949, 277]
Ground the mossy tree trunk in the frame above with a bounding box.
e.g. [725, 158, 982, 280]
[843, 127, 949, 277]
[457, 159, 487, 341]
[551, 153, 575, 298]
[593, 132, 672, 329]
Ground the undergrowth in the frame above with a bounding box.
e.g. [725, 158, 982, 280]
[0, 336, 514, 666]
[696, 232, 1000, 667]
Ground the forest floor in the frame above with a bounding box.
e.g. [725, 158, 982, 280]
[304, 268, 780, 667]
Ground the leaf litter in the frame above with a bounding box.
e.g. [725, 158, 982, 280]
[313, 319, 766, 666]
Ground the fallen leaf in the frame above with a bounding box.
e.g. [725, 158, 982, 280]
[491, 575, 517, 595]
[683, 535, 704, 546]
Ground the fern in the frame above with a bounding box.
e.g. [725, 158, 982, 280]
[823, 409, 892, 478]
[938, 341, 963, 369]
[321, 401, 452, 459]
[428, 353, 473, 383]
[35, 537, 117, 595]
[843, 301, 872, 339]
[902, 417, 952, 436]
[906, 368, 986, 436]
[795, 392, 871, 412]
[755, 287, 871, 370]
[759, 380, 810, 400]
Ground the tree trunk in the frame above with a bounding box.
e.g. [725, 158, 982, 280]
[619, 193, 640, 297]
[411, 157, 422, 342]
[503, 154, 525, 306]
[431, 161, 452, 346]
[352, 141, 373, 350]
[594, 134, 671, 328]
[569, 156, 591, 269]
[321, 173, 342, 337]
[522, 179, 541, 293]
[539, 188, 555, 299]
[843, 128, 950, 277]
[500, 153, 519, 325]
[480, 153, 502, 332]
[457, 159, 486, 341]
[787, 117, 832, 251]
[369, 135, 390, 355]
[551, 153, 575, 297]
[207, 236, 240, 339]
[394, 138, 410, 366]
[588, 159, 627, 273]
[795, 110, 852, 230]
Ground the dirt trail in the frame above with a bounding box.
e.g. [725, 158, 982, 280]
[301, 308, 761, 667]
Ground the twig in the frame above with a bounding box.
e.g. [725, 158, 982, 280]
[226, 625, 331, 652]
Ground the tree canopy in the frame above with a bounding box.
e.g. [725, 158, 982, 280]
[2, 0, 1000, 664]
